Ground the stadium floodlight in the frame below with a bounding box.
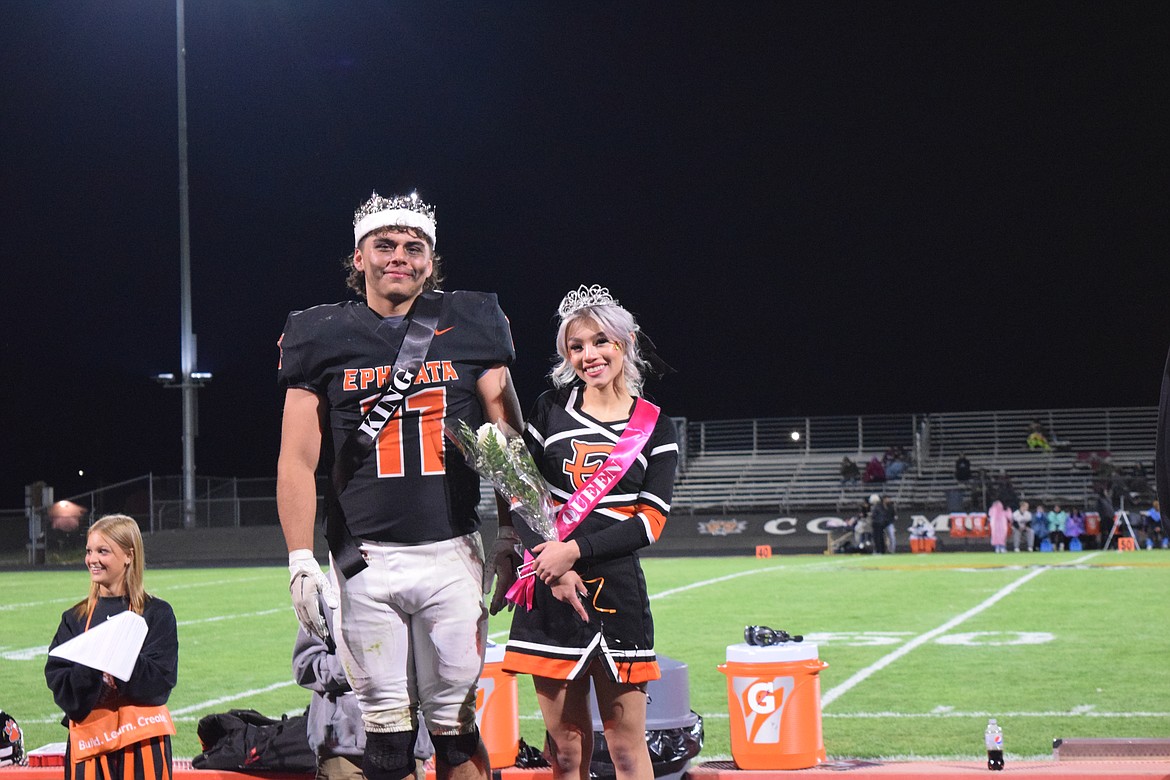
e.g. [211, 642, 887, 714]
[791, 431, 801, 441]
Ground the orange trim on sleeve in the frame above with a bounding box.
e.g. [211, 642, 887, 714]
[637, 505, 667, 542]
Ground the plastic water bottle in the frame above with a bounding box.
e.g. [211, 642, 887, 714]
[984, 718, 1004, 770]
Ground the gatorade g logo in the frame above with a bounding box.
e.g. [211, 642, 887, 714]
[732, 675, 795, 743]
[747, 682, 777, 714]
[474, 676, 495, 729]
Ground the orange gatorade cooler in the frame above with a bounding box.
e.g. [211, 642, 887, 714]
[718, 642, 828, 770]
[1084, 511, 1101, 537]
[476, 642, 519, 768]
[950, 513, 968, 537]
[969, 513, 989, 537]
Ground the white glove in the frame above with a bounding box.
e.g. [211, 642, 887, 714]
[485, 527, 522, 607]
[289, 549, 338, 641]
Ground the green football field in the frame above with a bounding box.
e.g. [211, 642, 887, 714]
[4, 550, 1168, 762]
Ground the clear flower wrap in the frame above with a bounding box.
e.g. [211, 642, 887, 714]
[445, 420, 558, 544]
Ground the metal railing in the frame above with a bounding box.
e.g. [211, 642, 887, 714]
[686, 414, 919, 458]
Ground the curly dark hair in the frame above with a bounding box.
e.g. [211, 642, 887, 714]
[342, 226, 444, 299]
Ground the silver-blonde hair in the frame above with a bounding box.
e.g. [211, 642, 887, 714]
[551, 303, 646, 397]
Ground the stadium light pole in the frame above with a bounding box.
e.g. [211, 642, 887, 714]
[175, 0, 202, 530]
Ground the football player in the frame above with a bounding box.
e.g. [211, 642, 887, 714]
[277, 191, 523, 780]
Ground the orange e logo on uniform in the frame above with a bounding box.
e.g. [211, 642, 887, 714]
[563, 440, 613, 489]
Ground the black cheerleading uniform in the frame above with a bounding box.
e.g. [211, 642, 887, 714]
[45, 596, 178, 780]
[502, 385, 679, 684]
[277, 291, 515, 542]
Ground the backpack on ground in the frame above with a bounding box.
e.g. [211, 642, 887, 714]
[192, 708, 315, 772]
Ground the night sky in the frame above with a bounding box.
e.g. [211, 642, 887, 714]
[2, 2, 1168, 506]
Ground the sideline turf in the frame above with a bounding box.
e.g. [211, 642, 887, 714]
[3, 552, 1167, 761]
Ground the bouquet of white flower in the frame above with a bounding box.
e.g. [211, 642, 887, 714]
[445, 420, 559, 546]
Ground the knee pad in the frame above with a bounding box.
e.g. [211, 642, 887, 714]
[430, 729, 481, 767]
[363, 729, 417, 780]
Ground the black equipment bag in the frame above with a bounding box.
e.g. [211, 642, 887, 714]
[192, 708, 316, 773]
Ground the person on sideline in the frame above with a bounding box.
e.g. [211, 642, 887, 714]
[502, 285, 679, 780]
[869, 493, 890, 554]
[1012, 500, 1034, 552]
[293, 598, 434, 780]
[988, 499, 1011, 553]
[45, 515, 178, 780]
[277, 191, 523, 780]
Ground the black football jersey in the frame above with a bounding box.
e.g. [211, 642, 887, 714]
[278, 291, 514, 542]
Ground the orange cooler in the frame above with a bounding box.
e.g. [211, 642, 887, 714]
[718, 642, 828, 770]
[476, 642, 519, 768]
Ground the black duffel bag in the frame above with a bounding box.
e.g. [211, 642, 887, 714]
[192, 708, 316, 773]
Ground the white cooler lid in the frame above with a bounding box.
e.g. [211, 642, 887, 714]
[484, 641, 506, 664]
[726, 641, 819, 663]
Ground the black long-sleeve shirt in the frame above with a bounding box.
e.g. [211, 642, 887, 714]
[45, 595, 178, 724]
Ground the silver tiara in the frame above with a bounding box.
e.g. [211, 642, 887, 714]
[353, 191, 436, 226]
[352, 190, 438, 248]
[557, 284, 618, 318]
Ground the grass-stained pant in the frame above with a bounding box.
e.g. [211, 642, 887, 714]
[331, 533, 487, 736]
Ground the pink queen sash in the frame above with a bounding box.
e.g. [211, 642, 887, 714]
[506, 397, 660, 609]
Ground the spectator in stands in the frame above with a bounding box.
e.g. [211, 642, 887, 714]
[1011, 500, 1034, 552]
[1048, 504, 1069, 551]
[294, 598, 434, 780]
[1027, 420, 1052, 451]
[954, 454, 972, 483]
[862, 457, 886, 484]
[1065, 507, 1085, 549]
[885, 449, 908, 481]
[840, 457, 861, 485]
[1032, 503, 1051, 550]
[988, 499, 1011, 553]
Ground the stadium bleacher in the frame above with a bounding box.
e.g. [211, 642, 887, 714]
[672, 407, 1158, 514]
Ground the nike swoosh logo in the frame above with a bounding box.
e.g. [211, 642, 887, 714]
[434, 327, 455, 336]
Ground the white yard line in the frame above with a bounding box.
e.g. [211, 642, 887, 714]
[0, 575, 277, 612]
[169, 680, 300, 716]
[820, 554, 1100, 709]
[644, 707, 1170, 720]
[1, 596, 79, 612]
[821, 708, 1170, 718]
[648, 566, 785, 601]
[176, 607, 287, 626]
[488, 564, 783, 641]
[5, 608, 291, 662]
